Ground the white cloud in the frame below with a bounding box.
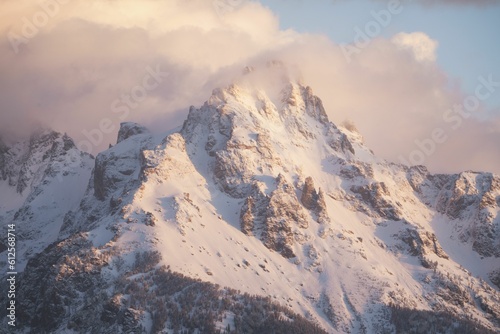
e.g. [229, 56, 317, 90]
[391, 32, 439, 62]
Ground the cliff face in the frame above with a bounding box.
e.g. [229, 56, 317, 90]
[0, 129, 93, 271]
[432, 172, 500, 257]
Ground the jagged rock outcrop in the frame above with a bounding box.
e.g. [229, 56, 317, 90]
[316, 189, 330, 225]
[441, 173, 499, 257]
[301, 177, 330, 224]
[0, 130, 94, 271]
[419, 172, 500, 257]
[0, 129, 84, 194]
[301, 177, 318, 210]
[284, 83, 329, 126]
[116, 122, 150, 144]
[60, 124, 154, 239]
[400, 228, 449, 268]
[351, 182, 402, 220]
[329, 132, 355, 155]
[239, 174, 310, 258]
[340, 160, 374, 180]
[490, 269, 500, 290]
[405, 165, 430, 195]
[261, 174, 308, 258]
[238, 182, 272, 236]
[93, 123, 152, 201]
[240, 197, 255, 235]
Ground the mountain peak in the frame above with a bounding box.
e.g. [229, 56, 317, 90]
[116, 122, 150, 144]
[205, 79, 330, 126]
[0, 128, 94, 273]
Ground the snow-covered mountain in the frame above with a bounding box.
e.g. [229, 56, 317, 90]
[0, 129, 93, 272]
[1, 71, 499, 333]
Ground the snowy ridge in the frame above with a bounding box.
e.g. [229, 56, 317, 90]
[1, 78, 499, 333]
[0, 129, 93, 271]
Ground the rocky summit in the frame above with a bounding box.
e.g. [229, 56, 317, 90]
[0, 75, 499, 333]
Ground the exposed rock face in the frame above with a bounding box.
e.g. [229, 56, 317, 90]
[400, 167, 500, 257]
[444, 173, 499, 257]
[301, 177, 330, 224]
[239, 174, 309, 258]
[0, 129, 94, 271]
[93, 123, 152, 201]
[316, 189, 327, 213]
[296, 84, 329, 125]
[301, 177, 317, 210]
[405, 165, 430, 195]
[316, 189, 330, 224]
[490, 269, 500, 290]
[351, 182, 402, 220]
[116, 122, 150, 144]
[261, 174, 308, 258]
[240, 197, 255, 235]
[182, 101, 255, 198]
[60, 123, 153, 239]
[340, 161, 374, 180]
[401, 228, 449, 268]
[329, 132, 355, 155]
[0, 129, 83, 194]
[421, 172, 500, 257]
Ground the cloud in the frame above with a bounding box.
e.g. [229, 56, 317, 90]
[0, 0, 499, 175]
[0, 0, 290, 150]
[423, 115, 500, 174]
[391, 32, 438, 62]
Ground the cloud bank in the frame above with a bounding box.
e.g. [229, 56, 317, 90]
[0, 0, 498, 175]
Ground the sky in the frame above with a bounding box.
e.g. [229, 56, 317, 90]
[0, 0, 499, 174]
[262, 0, 500, 109]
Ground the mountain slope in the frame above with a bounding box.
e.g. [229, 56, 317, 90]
[0, 129, 94, 272]
[2, 75, 499, 333]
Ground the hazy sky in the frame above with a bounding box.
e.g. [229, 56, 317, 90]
[0, 0, 499, 174]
